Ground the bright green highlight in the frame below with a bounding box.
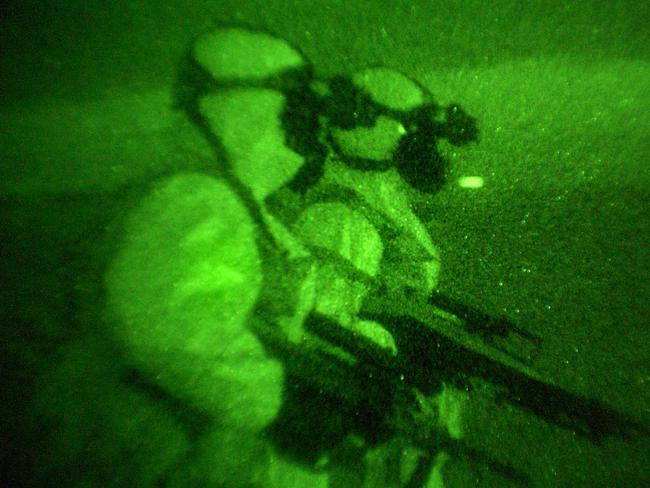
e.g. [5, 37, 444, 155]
[353, 67, 426, 110]
[194, 27, 304, 81]
[457, 175, 484, 188]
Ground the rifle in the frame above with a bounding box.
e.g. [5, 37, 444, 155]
[256, 287, 647, 486]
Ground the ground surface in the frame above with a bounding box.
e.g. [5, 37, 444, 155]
[1, 1, 649, 486]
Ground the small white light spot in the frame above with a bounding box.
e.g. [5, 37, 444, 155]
[397, 123, 407, 135]
[458, 176, 484, 189]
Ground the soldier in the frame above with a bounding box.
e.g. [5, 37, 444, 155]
[179, 24, 479, 487]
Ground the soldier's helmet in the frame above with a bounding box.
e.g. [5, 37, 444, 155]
[176, 24, 313, 107]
